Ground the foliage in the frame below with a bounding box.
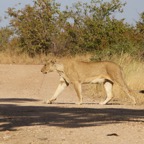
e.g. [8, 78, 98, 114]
[63, 0, 126, 53]
[0, 27, 13, 51]
[7, 0, 62, 55]
[136, 12, 144, 47]
[0, 0, 143, 59]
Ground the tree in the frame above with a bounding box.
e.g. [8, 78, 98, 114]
[6, 0, 143, 58]
[7, 0, 62, 55]
[62, 0, 127, 54]
[136, 12, 144, 37]
[0, 27, 13, 51]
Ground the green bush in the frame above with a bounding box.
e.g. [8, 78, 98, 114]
[7, 0, 62, 55]
[4, 0, 144, 58]
[0, 27, 13, 51]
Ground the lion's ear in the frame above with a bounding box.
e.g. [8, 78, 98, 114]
[50, 59, 57, 64]
[44, 58, 56, 64]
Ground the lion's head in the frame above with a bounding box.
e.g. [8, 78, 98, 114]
[41, 60, 56, 74]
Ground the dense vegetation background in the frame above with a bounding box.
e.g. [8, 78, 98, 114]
[0, 0, 144, 60]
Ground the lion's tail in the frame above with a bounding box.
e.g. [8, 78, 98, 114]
[139, 90, 144, 94]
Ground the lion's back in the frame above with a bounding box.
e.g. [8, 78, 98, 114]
[62, 60, 121, 80]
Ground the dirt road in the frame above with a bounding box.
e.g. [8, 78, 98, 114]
[0, 65, 144, 144]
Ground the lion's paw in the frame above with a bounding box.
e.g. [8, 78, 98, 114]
[99, 102, 106, 105]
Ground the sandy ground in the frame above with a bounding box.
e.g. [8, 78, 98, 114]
[0, 64, 144, 144]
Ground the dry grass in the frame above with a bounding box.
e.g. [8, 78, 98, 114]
[0, 51, 92, 64]
[121, 59, 144, 105]
[0, 51, 49, 64]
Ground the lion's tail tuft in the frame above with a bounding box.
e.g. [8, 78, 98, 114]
[139, 90, 144, 94]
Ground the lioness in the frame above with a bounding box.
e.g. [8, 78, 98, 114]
[41, 59, 143, 105]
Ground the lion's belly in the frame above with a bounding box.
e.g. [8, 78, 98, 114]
[83, 77, 105, 84]
[91, 78, 105, 83]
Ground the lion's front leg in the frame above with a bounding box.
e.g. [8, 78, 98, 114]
[73, 81, 83, 105]
[46, 80, 67, 104]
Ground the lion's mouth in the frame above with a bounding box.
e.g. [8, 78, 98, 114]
[41, 71, 47, 74]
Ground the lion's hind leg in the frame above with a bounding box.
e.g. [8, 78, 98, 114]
[99, 81, 114, 105]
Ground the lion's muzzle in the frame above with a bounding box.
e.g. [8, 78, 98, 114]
[41, 70, 47, 74]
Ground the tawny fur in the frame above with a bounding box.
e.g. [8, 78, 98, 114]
[41, 59, 142, 105]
